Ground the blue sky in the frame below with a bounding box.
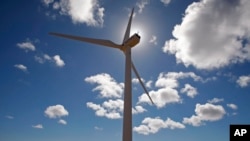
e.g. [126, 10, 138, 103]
[1, 0, 250, 141]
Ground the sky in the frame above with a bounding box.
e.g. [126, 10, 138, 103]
[1, 0, 250, 141]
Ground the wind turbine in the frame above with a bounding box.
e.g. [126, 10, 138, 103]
[49, 8, 154, 141]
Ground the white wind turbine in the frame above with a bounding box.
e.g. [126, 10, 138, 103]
[49, 8, 154, 141]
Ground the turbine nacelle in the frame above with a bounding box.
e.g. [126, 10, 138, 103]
[121, 33, 140, 51]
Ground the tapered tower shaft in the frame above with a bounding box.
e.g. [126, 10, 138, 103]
[122, 46, 132, 141]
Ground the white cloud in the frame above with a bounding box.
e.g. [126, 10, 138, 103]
[35, 54, 65, 67]
[236, 75, 250, 87]
[180, 83, 198, 98]
[14, 64, 28, 72]
[132, 77, 145, 84]
[136, 0, 149, 13]
[17, 41, 36, 52]
[86, 99, 146, 119]
[149, 35, 157, 45]
[146, 80, 153, 88]
[138, 71, 212, 108]
[160, 0, 171, 6]
[155, 72, 204, 88]
[132, 78, 152, 89]
[163, 0, 250, 70]
[134, 117, 185, 135]
[227, 103, 238, 110]
[58, 119, 67, 125]
[85, 73, 124, 98]
[44, 104, 69, 119]
[42, 0, 105, 26]
[208, 98, 224, 104]
[5, 115, 14, 119]
[132, 105, 147, 114]
[183, 103, 226, 126]
[32, 124, 43, 129]
[53, 55, 65, 67]
[86, 101, 122, 119]
[138, 87, 181, 108]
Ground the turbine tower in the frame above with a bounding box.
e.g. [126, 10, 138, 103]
[49, 8, 154, 141]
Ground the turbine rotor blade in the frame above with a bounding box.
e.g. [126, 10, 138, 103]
[123, 8, 134, 43]
[49, 32, 121, 49]
[131, 62, 155, 105]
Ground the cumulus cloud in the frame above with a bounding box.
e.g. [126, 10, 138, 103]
[53, 55, 65, 67]
[227, 103, 238, 110]
[85, 73, 124, 98]
[132, 77, 152, 89]
[14, 64, 28, 72]
[58, 119, 67, 125]
[17, 41, 36, 52]
[32, 124, 43, 129]
[85, 73, 148, 119]
[134, 117, 185, 135]
[163, 0, 250, 70]
[183, 103, 226, 126]
[138, 87, 181, 108]
[86, 99, 147, 119]
[236, 75, 250, 87]
[138, 71, 212, 108]
[44, 104, 69, 119]
[86, 100, 123, 119]
[132, 105, 147, 114]
[180, 83, 198, 98]
[42, 0, 105, 26]
[35, 54, 65, 67]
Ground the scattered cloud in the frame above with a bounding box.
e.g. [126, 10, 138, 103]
[160, 0, 171, 6]
[208, 98, 224, 104]
[85, 73, 148, 119]
[132, 77, 152, 89]
[149, 35, 157, 45]
[5, 115, 14, 119]
[86, 100, 123, 119]
[138, 71, 213, 108]
[58, 119, 67, 125]
[183, 103, 226, 126]
[44, 104, 69, 119]
[163, 0, 250, 70]
[85, 73, 124, 98]
[227, 103, 238, 110]
[180, 83, 198, 98]
[35, 54, 65, 68]
[138, 87, 181, 108]
[87, 99, 147, 119]
[134, 117, 185, 135]
[53, 55, 65, 67]
[14, 64, 28, 72]
[17, 41, 36, 52]
[94, 126, 103, 131]
[136, 0, 149, 13]
[32, 124, 43, 129]
[42, 0, 105, 26]
[236, 75, 250, 87]
[132, 105, 147, 114]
